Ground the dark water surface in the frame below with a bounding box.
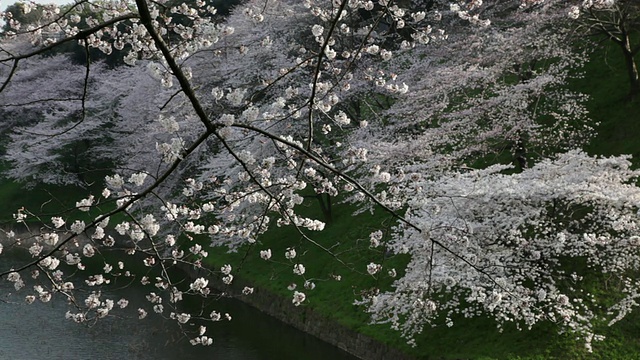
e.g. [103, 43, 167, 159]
[0, 252, 359, 360]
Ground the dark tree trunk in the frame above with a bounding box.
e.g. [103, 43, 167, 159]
[622, 48, 640, 99]
[514, 135, 527, 173]
[315, 193, 333, 224]
[302, 193, 333, 224]
[621, 34, 640, 99]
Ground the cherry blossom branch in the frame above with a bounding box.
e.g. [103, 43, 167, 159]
[306, 0, 349, 150]
[135, 0, 214, 133]
[0, 13, 137, 101]
[0, 59, 18, 93]
[230, 122, 504, 285]
[0, 97, 84, 107]
[0, 14, 139, 62]
[0, 129, 211, 277]
[6, 0, 90, 37]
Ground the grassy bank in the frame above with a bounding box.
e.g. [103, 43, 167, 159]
[203, 195, 640, 359]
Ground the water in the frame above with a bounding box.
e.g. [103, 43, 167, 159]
[0, 251, 359, 360]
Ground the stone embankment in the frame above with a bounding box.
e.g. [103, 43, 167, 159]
[180, 264, 414, 360]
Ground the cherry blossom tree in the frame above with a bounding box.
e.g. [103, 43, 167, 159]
[358, 150, 640, 351]
[0, 0, 639, 353]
